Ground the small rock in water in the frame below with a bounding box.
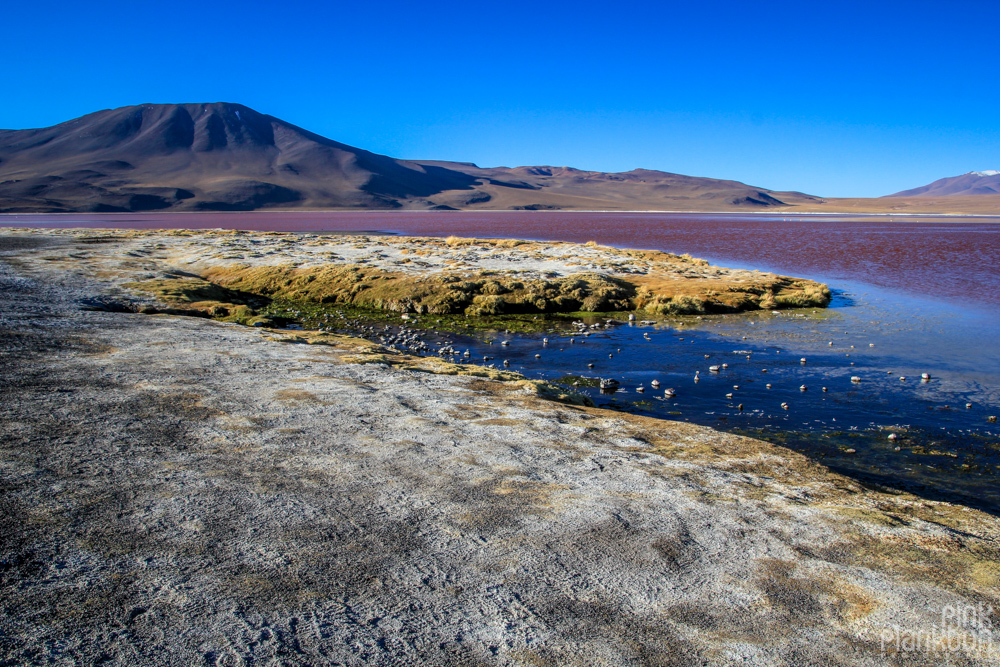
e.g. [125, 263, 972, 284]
[888, 433, 899, 441]
[800, 385, 807, 391]
[651, 380, 660, 388]
[921, 373, 932, 381]
[535, 354, 541, 359]
[851, 376, 861, 383]
[781, 402, 789, 410]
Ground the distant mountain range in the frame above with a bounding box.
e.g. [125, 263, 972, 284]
[885, 171, 1000, 198]
[0, 103, 996, 214]
[0, 102, 823, 213]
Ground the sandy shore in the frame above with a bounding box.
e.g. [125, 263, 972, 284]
[1, 232, 998, 665]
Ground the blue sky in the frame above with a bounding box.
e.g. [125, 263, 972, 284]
[1, 0, 996, 197]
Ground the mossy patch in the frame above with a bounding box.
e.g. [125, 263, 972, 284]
[632, 275, 830, 314]
[123, 277, 270, 325]
[553, 375, 601, 388]
[202, 264, 638, 317]
[120, 235, 831, 334]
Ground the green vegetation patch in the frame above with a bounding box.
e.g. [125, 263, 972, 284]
[202, 264, 637, 317]
[122, 277, 275, 325]
[553, 375, 601, 388]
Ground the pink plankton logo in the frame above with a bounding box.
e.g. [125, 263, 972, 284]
[881, 603, 995, 655]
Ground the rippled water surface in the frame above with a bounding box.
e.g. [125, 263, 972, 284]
[4, 211, 1000, 510]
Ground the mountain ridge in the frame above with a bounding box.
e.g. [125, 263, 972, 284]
[0, 102, 822, 213]
[885, 171, 1000, 198]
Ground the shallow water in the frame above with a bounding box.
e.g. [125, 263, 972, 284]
[4, 211, 1000, 510]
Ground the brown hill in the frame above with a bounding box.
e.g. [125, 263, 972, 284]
[0, 103, 489, 212]
[416, 163, 823, 211]
[0, 102, 822, 213]
[885, 171, 1000, 197]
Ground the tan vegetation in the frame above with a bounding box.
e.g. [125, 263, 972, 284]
[4, 229, 831, 331]
[112, 233, 830, 322]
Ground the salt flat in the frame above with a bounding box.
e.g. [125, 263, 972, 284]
[1, 232, 997, 666]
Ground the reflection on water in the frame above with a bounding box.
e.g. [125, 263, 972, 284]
[4, 210, 999, 511]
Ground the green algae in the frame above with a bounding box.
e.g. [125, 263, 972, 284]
[553, 375, 601, 388]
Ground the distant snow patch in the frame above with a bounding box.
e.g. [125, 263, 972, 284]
[970, 170, 1000, 177]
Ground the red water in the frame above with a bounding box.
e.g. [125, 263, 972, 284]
[3, 211, 999, 309]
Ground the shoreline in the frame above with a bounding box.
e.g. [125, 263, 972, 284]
[3, 209, 1000, 219]
[1, 229, 999, 664]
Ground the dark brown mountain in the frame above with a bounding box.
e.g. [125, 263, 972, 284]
[885, 171, 1000, 197]
[0, 102, 823, 213]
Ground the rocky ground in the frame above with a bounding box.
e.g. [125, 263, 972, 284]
[1, 232, 999, 666]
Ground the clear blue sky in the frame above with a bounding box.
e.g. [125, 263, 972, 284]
[1, 0, 996, 197]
